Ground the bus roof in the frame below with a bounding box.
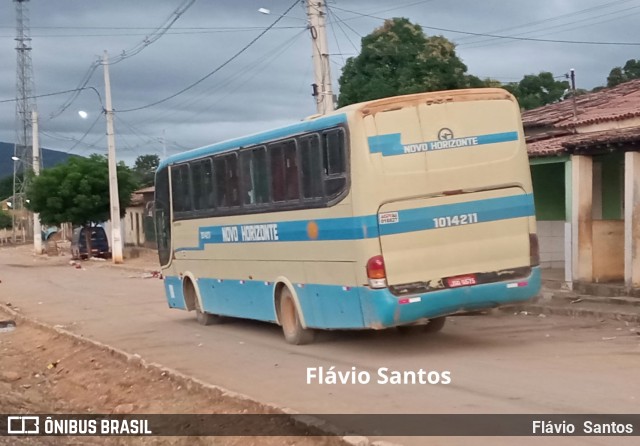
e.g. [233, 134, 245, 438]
[158, 112, 348, 170]
[158, 88, 514, 171]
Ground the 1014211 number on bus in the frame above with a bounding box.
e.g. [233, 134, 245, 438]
[433, 213, 478, 228]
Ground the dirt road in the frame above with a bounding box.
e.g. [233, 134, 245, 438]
[0, 319, 344, 446]
[1, 246, 639, 445]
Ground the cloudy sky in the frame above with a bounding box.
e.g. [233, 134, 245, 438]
[1, 0, 639, 165]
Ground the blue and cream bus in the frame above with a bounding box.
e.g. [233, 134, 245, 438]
[154, 88, 540, 344]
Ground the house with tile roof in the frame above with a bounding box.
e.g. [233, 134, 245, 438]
[523, 79, 640, 288]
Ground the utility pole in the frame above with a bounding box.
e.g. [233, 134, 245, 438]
[307, 0, 334, 114]
[570, 68, 578, 122]
[13, 0, 37, 243]
[32, 110, 42, 254]
[103, 51, 124, 264]
[162, 129, 167, 159]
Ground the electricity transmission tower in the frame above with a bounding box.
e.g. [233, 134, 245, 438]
[13, 0, 37, 241]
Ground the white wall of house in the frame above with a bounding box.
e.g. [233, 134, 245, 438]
[537, 220, 565, 269]
[123, 206, 146, 246]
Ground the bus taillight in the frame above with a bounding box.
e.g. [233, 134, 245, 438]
[367, 255, 387, 289]
[530, 233, 540, 266]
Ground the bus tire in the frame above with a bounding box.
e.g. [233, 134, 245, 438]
[279, 287, 314, 345]
[194, 294, 224, 326]
[396, 325, 425, 335]
[397, 317, 446, 335]
[424, 316, 446, 333]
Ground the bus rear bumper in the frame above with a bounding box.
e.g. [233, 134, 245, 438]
[359, 266, 541, 329]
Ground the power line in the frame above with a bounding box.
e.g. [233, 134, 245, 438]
[45, 0, 197, 121]
[326, 6, 362, 53]
[118, 0, 301, 113]
[454, 0, 636, 44]
[0, 26, 304, 38]
[329, 5, 640, 46]
[459, 4, 640, 49]
[0, 87, 98, 104]
[337, 0, 438, 22]
[136, 28, 307, 129]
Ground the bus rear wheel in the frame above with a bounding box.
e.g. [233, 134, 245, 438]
[397, 317, 446, 335]
[424, 316, 446, 333]
[194, 298, 224, 326]
[279, 288, 314, 345]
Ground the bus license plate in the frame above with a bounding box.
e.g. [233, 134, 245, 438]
[447, 275, 477, 288]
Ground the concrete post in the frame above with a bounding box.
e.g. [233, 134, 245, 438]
[571, 155, 593, 282]
[32, 110, 42, 255]
[307, 0, 334, 114]
[103, 50, 124, 264]
[624, 151, 640, 288]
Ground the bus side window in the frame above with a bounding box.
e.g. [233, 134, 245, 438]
[191, 159, 214, 211]
[270, 144, 286, 202]
[300, 134, 323, 199]
[283, 140, 300, 201]
[241, 147, 270, 206]
[171, 164, 192, 213]
[213, 157, 227, 208]
[226, 154, 240, 207]
[322, 129, 347, 197]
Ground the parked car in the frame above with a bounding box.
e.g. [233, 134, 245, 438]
[71, 226, 111, 260]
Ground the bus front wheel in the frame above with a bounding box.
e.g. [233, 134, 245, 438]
[279, 288, 314, 345]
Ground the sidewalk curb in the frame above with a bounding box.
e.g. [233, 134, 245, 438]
[0, 304, 400, 446]
[502, 289, 640, 323]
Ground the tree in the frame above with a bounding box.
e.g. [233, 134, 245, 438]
[26, 154, 139, 257]
[503, 72, 569, 110]
[133, 154, 160, 187]
[0, 209, 11, 229]
[607, 59, 640, 87]
[338, 18, 478, 107]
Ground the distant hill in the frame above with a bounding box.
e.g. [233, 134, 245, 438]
[0, 141, 77, 179]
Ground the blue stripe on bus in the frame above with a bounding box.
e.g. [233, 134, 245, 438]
[367, 131, 519, 157]
[378, 194, 535, 236]
[159, 113, 349, 169]
[174, 194, 534, 251]
[163, 267, 541, 329]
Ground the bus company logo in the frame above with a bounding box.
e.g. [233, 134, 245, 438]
[438, 128, 454, 140]
[7, 416, 40, 434]
[378, 212, 399, 225]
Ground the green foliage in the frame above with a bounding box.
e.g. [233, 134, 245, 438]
[338, 18, 478, 107]
[26, 154, 139, 227]
[607, 59, 640, 87]
[133, 154, 160, 187]
[504, 72, 569, 110]
[0, 209, 11, 229]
